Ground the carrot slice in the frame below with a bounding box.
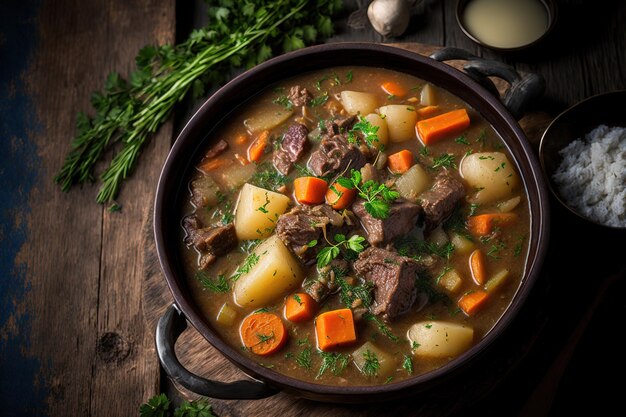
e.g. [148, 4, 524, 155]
[467, 213, 517, 236]
[315, 308, 357, 351]
[387, 149, 414, 174]
[458, 290, 489, 316]
[326, 181, 357, 210]
[381, 81, 407, 97]
[416, 105, 440, 118]
[294, 176, 328, 205]
[469, 249, 487, 285]
[198, 158, 231, 172]
[240, 312, 288, 356]
[416, 108, 470, 145]
[248, 130, 270, 162]
[285, 293, 317, 323]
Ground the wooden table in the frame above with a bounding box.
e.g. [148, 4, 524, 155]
[1, 1, 624, 416]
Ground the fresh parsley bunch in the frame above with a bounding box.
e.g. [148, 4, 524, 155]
[55, 0, 343, 207]
[139, 394, 216, 417]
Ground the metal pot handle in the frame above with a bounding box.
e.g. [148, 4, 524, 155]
[430, 47, 545, 120]
[156, 304, 279, 399]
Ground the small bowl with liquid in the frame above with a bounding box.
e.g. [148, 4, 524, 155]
[456, 0, 557, 51]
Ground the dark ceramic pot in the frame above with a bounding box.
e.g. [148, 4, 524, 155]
[153, 43, 550, 403]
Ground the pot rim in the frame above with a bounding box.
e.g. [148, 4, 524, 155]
[154, 42, 550, 400]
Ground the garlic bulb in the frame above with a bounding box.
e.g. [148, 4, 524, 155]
[367, 0, 411, 38]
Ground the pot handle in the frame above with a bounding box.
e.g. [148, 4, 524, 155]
[156, 304, 279, 399]
[430, 47, 545, 120]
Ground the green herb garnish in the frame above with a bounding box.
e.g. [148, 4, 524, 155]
[231, 253, 260, 281]
[364, 312, 399, 343]
[55, 0, 342, 204]
[317, 351, 350, 378]
[402, 354, 413, 374]
[195, 272, 230, 293]
[432, 153, 457, 169]
[316, 233, 366, 268]
[337, 169, 399, 220]
[250, 163, 288, 191]
[362, 349, 380, 376]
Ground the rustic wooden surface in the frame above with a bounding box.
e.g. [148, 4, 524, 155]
[2, 0, 625, 416]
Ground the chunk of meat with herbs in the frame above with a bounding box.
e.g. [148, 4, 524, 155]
[179, 66, 530, 386]
[273, 123, 309, 175]
[353, 199, 421, 246]
[353, 247, 422, 319]
[419, 172, 466, 232]
[182, 216, 237, 269]
[287, 85, 313, 107]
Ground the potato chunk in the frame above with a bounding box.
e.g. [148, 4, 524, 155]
[394, 163, 431, 202]
[352, 341, 397, 377]
[378, 105, 418, 142]
[244, 108, 293, 133]
[363, 113, 389, 149]
[460, 152, 519, 204]
[233, 235, 303, 308]
[234, 183, 290, 240]
[340, 91, 379, 115]
[407, 321, 474, 358]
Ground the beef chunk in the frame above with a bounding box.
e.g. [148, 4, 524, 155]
[419, 173, 466, 232]
[204, 139, 228, 159]
[183, 216, 237, 269]
[353, 199, 421, 246]
[324, 115, 357, 135]
[288, 85, 312, 107]
[353, 247, 421, 319]
[305, 259, 349, 303]
[272, 123, 309, 175]
[308, 134, 367, 178]
[275, 204, 347, 264]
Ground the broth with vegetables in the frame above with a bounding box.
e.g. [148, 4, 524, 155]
[179, 67, 530, 385]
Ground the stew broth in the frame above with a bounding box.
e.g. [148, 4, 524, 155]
[179, 67, 529, 386]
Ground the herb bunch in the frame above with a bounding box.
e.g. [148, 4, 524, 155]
[337, 169, 400, 219]
[139, 393, 216, 417]
[55, 0, 343, 206]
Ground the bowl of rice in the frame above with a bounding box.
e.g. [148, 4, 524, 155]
[540, 90, 626, 228]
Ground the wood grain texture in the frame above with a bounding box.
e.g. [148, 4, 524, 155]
[18, 0, 174, 415]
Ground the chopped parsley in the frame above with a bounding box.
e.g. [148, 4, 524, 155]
[513, 235, 526, 257]
[230, 253, 260, 281]
[273, 94, 293, 110]
[295, 343, 312, 370]
[364, 312, 399, 342]
[195, 272, 230, 293]
[309, 92, 329, 107]
[469, 203, 480, 216]
[455, 135, 470, 145]
[317, 351, 350, 378]
[419, 146, 430, 156]
[402, 354, 413, 374]
[362, 349, 380, 376]
[432, 153, 457, 169]
[348, 116, 382, 149]
[250, 163, 288, 191]
[487, 241, 507, 259]
[293, 294, 303, 305]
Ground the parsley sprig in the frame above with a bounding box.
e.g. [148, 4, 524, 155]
[337, 169, 400, 219]
[315, 233, 366, 268]
[139, 393, 216, 417]
[55, 0, 342, 206]
[348, 116, 382, 149]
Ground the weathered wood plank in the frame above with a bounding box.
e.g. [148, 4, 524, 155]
[14, 0, 174, 416]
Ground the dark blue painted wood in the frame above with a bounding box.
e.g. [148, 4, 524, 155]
[0, 1, 49, 416]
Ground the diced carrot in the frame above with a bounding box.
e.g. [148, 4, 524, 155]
[198, 158, 231, 172]
[240, 312, 288, 356]
[467, 213, 517, 236]
[381, 81, 407, 97]
[416, 105, 440, 118]
[326, 181, 357, 210]
[315, 308, 357, 351]
[458, 290, 489, 316]
[416, 108, 471, 145]
[469, 249, 487, 285]
[387, 149, 414, 174]
[234, 153, 250, 166]
[294, 176, 328, 205]
[285, 293, 317, 323]
[235, 133, 248, 145]
[248, 130, 270, 162]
